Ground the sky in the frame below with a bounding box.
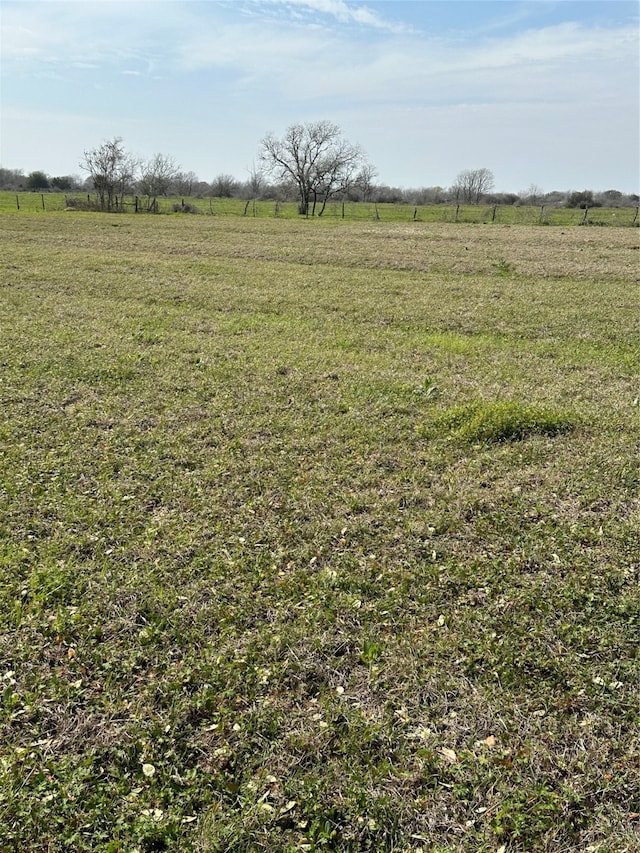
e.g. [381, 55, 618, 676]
[1, 0, 638, 193]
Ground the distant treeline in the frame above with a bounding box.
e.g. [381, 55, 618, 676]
[0, 167, 637, 211]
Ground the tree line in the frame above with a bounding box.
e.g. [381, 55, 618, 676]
[1, 122, 637, 212]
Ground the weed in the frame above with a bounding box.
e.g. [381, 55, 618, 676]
[492, 257, 516, 276]
[414, 376, 441, 400]
[490, 783, 564, 846]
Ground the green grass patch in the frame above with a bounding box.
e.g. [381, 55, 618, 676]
[430, 400, 576, 443]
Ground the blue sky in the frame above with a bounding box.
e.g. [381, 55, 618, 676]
[2, 0, 638, 192]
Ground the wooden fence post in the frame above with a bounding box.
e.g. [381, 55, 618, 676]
[16, 195, 20, 210]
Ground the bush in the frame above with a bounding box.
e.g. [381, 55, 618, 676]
[567, 190, 601, 209]
[63, 197, 101, 211]
[171, 202, 201, 214]
[25, 171, 50, 190]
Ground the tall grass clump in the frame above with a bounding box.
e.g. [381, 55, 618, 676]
[431, 400, 576, 444]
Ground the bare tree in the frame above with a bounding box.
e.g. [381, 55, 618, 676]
[452, 168, 495, 205]
[80, 137, 137, 211]
[524, 183, 544, 206]
[210, 173, 239, 198]
[354, 163, 377, 202]
[245, 164, 265, 199]
[174, 170, 198, 197]
[260, 120, 371, 215]
[0, 168, 26, 190]
[138, 153, 179, 205]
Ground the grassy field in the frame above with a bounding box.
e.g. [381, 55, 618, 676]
[0, 212, 638, 852]
[1, 190, 639, 227]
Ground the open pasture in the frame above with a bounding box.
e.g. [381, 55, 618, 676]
[1, 190, 638, 227]
[0, 213, 638, 851]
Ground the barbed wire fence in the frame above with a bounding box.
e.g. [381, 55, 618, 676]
[2, 192, 639, 226]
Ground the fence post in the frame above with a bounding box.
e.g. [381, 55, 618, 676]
[41, 194, 46, 210]
[16, 195, 20, 210]
[632, 206, 639, 226]
[491, 205, 497, 223]
[582, 207, 589, 225]
[454, 204, 460, 222]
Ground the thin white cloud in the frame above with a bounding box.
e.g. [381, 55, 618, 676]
[258, 0, 413, 34]
[473, 20, 638, 69]
[0, 1, 181, 66]
[170, 15, 637, 111]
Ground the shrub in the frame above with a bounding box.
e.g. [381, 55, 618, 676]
[63, 197, 101, 211]
[172, 202, 201, 214]
[25, 170, 50, 190]
[567, 190, 601, 209]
